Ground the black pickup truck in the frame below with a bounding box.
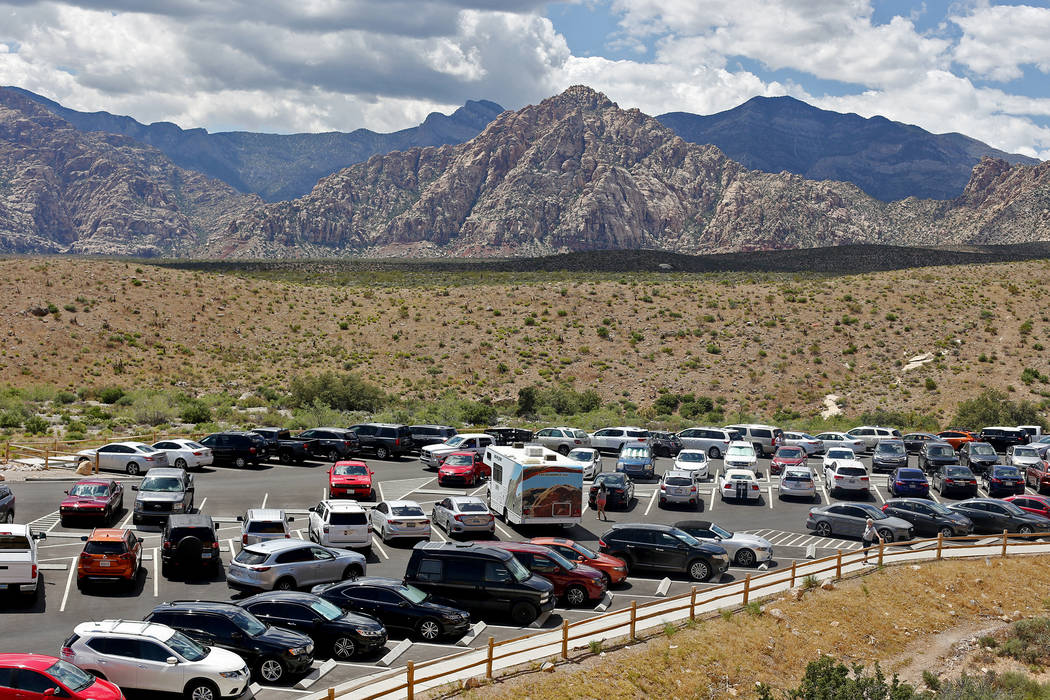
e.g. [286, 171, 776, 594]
[295, 427, 361, 462]
[250, 428, 316, 465]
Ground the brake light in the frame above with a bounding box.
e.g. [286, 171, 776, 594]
[724, 483, 732, 489]
[945, 478, 954, 484]
[660, 485, 666, 491]
[144, 456, 154, 461]
[895, 481, 904, 487]
[192, 451, 202, 456]
[249, 447, 257, 454]
[323, 525, 330, 533]
[834, 475, 843, 480]
[251, 566, 271, 572]
[242, 534, 248, 544]
[61, 646, 73, 658]
[574, 439, 581, 444]
[690, 486, 697, 492]
[344, 441, 351, 447]
[992, 478, 1002, 483]
[31, 564, 37, 579]
[422, 519, 430, 525]
[211, 541, 218, 549]
[861, 477, 869, 481]
[751, 484, 759, 491]
[163, 541, 171, 549]
[454, 515, 466, 522]
[598, 539, 606, 548]
[881, 504, 889, 511]
[284, 533, 290, 538]
[394, 438, 400, 446]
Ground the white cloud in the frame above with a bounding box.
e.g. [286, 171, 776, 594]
[952, 3, 1050, 81]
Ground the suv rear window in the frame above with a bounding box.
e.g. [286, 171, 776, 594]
[753, 429, 771, 438]
[234, 549, 269, 565]
[330, 512, 367, 526]
[84, 540, 125, 554]
[838, 467, 867, 476]
[247, 521, 285, 534]
[170, 527, 216, 543]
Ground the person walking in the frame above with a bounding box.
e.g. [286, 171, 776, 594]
[862, 517, 882, 563]
[596, 481, 608, 521]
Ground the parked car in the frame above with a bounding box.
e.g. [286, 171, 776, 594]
[814, 432, 866, 453]
[649, 431, 683, 458]
[238, 509, 294, 546]
[823, 449, 869, 496]
[902, 432, 940, 455]
[871, 439, 908, 474]
[982, 464, 1025, 496]
[312, 577, 471, 641]
[979, 426, 1029, 452]
[675, 427, 733, 458]
[60, 478, 124, 526]
[0, 524, 45, 599]
[76, 528, 142, 590]
[1026, 459, 1050, 494]
[420, 433, 494, 470]
[152, 438, 213, 471]
[615, 444, 656, 480]
[931, 465, 979, 498]
[919, 441, 959, 473]
[881, 498, 973, 537]
[237, 591, 387, 661]
[672, 520, 773, 567]
[723, 441, 758, 471]
[779, 468, 817, 501]
[328, 460, 375, 500]
[0, 653, 122, 699]
[589, 427, 650, 453]
[1007, 445, 1045, 471]
[370, 500, 431, 543]
[132, 467, 194, 525]
[404, 541, 556, 625]
[227, 539, 365, 592]
[718, 468, 762, 502]
[782, 431, 824, 455]
[673, 449, 710, 480]
[806, 503, 913, 542]
[565, 447, 602, 480]
[436, 451, 490, 486]
[296, 428, 360, 462]
[887, 467, 930, 498]
[161, 513, 220, 574]
[250, 428, 314, 465]
[0, 484, 12, 524]
[62, 620, 250, 700]
[658, 470, 701, 508]
[533, 427, 591, 455]
[597, 523, 729, 582]
[588, 472, 634, 509]
[198, 432, 264, 469]
[959, 441, 999, 474]
[723, 424, 784, 457]
[846, 426, 902, 452]
[308, 500, 371, 551]
[484, 427, 533, 446]
[408, 425, 458, 449]
[1003, 494, 1050, 519]
[347, 423, 415, 460]
[75, 441, 169, 476]
[144, 600, 315, 683]
[947, 498, 1050, 534]
[431, 496, 495, 537]
[770, 446, 807, 476]
[487, 541, 606, 607]
[528, 537, 628, 587]
[936, 430, 976, 451]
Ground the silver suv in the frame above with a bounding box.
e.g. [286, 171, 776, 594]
[132, 468, 194, 525]
[658, 470, 700, 508]
[227, 539, 366, 592]
[846, 426, 902, 452]
[533, 427, 591, 455]
[723, 424, 784, 457]
[237, 508, 294, 546]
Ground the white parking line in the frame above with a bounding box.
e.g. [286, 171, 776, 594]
[152, 547, 159, 597]
[196, 497, 208, 513]
[323, 488, 328, 500]
[644, 488, 659, 516]
[59, 557, 76, 612]
[377, 482, 385, 502]
[494, 520, 515, 539]
[119, 509, 134, 529]
[431, 527, 447, 543]
[227, 538, 236, 556]
[767, 488, 774, 509]
[928, 491, 941, 503]
[871, 485, 886, 504]
[260, 493, 269, 508]
[370, 535, 389, 560]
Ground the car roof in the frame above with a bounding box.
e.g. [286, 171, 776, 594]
[238, 591, 318, 605]
[167, 513, 214, 528]
[323, 500, 365, 512]
[663, 470, 693, 478]
[332, 460, 369, 467]
[337, 576, 403, 588]
[486, 541, 552, 554]
[0, 654, 66, 671]
[676, 449, 707, 456]
[143, 467, 186, 477]
[410, 424, 456, 429]
[245, 508, 287, 520]
[925, 441, 954, 448]
[87, 528, 131, 541]
[411, 541, 513, 559]
[607, 523, 673, 532]
[155, 600, 241, 612]
[449, 496, 486, 506]
[73, 620, 174, 642]
[674, 520, 713, 529]
[529, 536, 571, 545]
[0, 524, 31, 535]
[244, 539, 310, 553]
[384, 500, 423, 508]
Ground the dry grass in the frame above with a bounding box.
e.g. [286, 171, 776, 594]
[2, 257, 1050, 419]
[457, 556, 1050, 700]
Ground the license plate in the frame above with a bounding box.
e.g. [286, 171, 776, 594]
[99, 561, 111, 567]
[201, 552, 213, 558]
[0, 584, 7, 590]
[342, 530, 351, 536]
[470, 518, 485, 525]
[404, 523, 416, 528]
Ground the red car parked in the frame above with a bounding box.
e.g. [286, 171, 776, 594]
[487, 541, 606, 607]
[769, 446, 807, 476]
[59, 479, 124, 527]
[1004, 494, 1050, 519]
[437, 452, 490, 487]
[529, 536, 628, 586]
[328, 460, 375, 500]
[0, 653, 123, 699]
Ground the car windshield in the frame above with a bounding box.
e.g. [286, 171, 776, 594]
[710, 524, 732, 538]
[995, 467, 1021, 478]
[861, 507, 888, 520]
[334, 464, 368, 476]
[456, 502, 488, 513]
[784, 471, 812, 482]
[329, 512, 366, 526]
[505, 556, 531, 582]
[399, 584, 428, 604]
[927, 502, 954, 515]
[46, 659, 94, 692]
[567, 450, 593, 462]
[778, 448, 805, 458]
[973, 444, 996, 455]
[0, 535, 31, 550]
[231, 609, 267, 636]
[544, 548, 577, 570]
[569, 429, 589, 439]
[391, 505, 425, 517]
[729, 473, 753, 480]
[1015, 448, 1038, 458]
[877, 443, 905, 456]
[827, 449, 854, 460]
[929, 446, 954, 457]
[898, 469, 925, 479]
[443, 436, 466, 447]
[620, 447, 648, 459]
[71, 483, 109, 497]
[140, 476, 184, 492]
[234, 549, 269, 565]
[310, 598, 345, 621]
[672, 530, 701, 547]
[84, 540, 125, 555]
[599, 474, 626, 486]
[665, 477, 692, 486]
[727, 446, 754, 457]
[167, 631, 207, 662]
[443, 455, 473, 466]
[571, 542, 598, 558]
[677, 452, 706, 463]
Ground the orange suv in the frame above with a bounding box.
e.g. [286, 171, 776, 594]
[77, 528, 142, 590]
[937, 430, 977, 451]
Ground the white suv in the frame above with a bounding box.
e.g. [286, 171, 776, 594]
[846, 426, 902, 452]
[308, 500, 371, 550]
[62, 619, 250, 699]
[589, 427, 651, 453]
[419, 433, 494, 469]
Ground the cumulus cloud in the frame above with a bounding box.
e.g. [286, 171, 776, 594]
[952, 3, 1050, 82]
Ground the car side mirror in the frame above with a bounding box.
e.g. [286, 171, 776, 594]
[288, 516, 295, 522]
[63, 490, 69, 495]
[42, 689, 55, 698]
[131, 485, 139, 491]
[308, 507, 316, 513]
[80, 535, 88, 542]
[576, 557, 585, 563]
[166, 657, 179, 665]
[33, 532, 46, 541]
[236, 516, 244, 522]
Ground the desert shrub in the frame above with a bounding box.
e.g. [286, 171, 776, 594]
[460, 400, 497, 426]
[179, 399, 212, 425]
[96, 386, 125, 404]
[764, 656, 916, 700]
[516, 386, 537, 416]
[289, 371, 385, 412]
[997, 617, 1050, 665]
[0, 411, 22, 429]
[130, 394, 178, 426]
[935, 671, 1050, 700]
[653, 393, 681, 415]
[954, 389, 1045, 431]
[23, 415, 50, 435]
[287, 399, 350, 430]
[82, 405, 112, 425]
[55, 391, 77, 404]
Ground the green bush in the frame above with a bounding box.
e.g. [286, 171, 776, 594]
[954, 389, 1045, 431]
[289, 371, 385, 412]
[179, 400, 212, 425]
[23, 415, 50, 435]
[997, 617, 1050, 665]
[461, 401, 497, 426]
[130, 394, 178, 426]
[0, 411, 22, 429]
[97, 386, 125, 404]
[55, 391, 77, 404]
[763, 656, 916, 700]
[653, 393, 681, 415]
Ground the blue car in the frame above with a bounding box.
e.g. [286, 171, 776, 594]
[615, 444, 656, 480]
[887, 467, 930, 498]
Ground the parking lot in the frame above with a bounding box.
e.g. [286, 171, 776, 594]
[2, 447, 1045, 699]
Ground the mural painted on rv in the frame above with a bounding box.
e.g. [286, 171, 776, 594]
[510, 465, 582, 519]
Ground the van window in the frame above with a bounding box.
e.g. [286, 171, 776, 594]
[484, 562, 514, 583]
[416, 559, 443, 582]
[753, 429, 771, 439]
[444, 559, 482, 582]
[491, 463, 502, 483]
[329, 512, 367, 526]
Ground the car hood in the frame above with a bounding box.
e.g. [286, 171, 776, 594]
[926, 455, 959, 463]
[61, 495, 109, 508]
[590, 552, 626, 568]
[339, 610, 386, 629]
[136, 491, 185, 503]
[969, 454, 998, 462]
[423, 445, 460, 457]
[258, 624, 313, 649]
[728, 533, 773, 549]
[874, 454, 907, 461]
[1012, 457, 1042, 466]
[827, 459, 865, 470]
[203, 645, 250, 672]
[772, 457, 806, 466]
[85, 676, 124, 700]
[439, 464, 474, 474]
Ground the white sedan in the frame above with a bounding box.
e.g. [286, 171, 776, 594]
[75, 442, 169, 476]
[673, 449, 710, 479]
[152, 438, 213, 471]
[814, 432, 866, 453]
[822, 447, 860, 471]
[718, 468, 762, 501]
[370, 500, 432, 543]
[566, 447, 602, 479]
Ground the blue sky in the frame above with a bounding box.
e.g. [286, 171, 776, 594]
[0, 0, 1048, 157]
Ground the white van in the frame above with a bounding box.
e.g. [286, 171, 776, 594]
[723, 424, 784, 457]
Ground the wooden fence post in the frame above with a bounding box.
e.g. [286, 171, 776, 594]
[629, 600, 637, 640]
[561, 619, 569, 659]
[486, 636, 494, 679]
[689, 586, 697, 621]
[44, 449, 49, 470]
[789, 561, 797, 588]
[742, 575, 751, 605]
[877, 540, 884, 568]
[406, 661, 414, 700]
[325, 688, 335, 700]
[1002, 530, 1009, 557]
[936, 532, 943, 560]
[94, 452, 100, 475]
[835, 549, 842, 580]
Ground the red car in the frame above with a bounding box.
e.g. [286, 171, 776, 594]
[0, 653, 123, 699]
[770, 446, 807, 475]
[1004, 494, 1050, 519]
[529, 536, 628, 586]
[328, 460, 375, 500]
[1025, 460, 1050, 494]
[487, 541, 606, 607]
[437, 452, 490, 487]
[60, 479, 124, 526]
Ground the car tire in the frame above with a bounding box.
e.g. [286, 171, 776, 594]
[256, 657, 286, 684]
[274, 577, 296, 591]
[565, 584, 588, 607]
[125, 461, 141, 476]
[688, 559, 712, 582]
[174, 458, 187, 470]
[185, 679, 219, 700]
[332, 636, 357, 660]
[510, 601, 539, 626]
[735, 549, 756, 567]
[877, 529, 894, 543]
[557, 445, 570, 456]
[708, 447, 721, 459]
[815, 521, 832, 537]
[600, 572, 611, 589]
[234, 456, 247, 469]
[376, 446, 390, 460]
[939, 526, 954, 538]
[1019, 525, 1034, 535]
[60, 515, 69, 527]
[344, 564, 362, 580]
[328, 450, 340, 462]
[417, 617, 442, 641]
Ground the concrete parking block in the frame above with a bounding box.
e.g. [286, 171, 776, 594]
[655, 577, 672, 597]
[295, 659, 337, 689]
[528, 609, 553, 629]
[456, 621, 487, 647]
[378, 639, 412, 667]
[595, 591, 613, 611]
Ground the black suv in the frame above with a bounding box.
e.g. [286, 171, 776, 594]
[296, 427, 360, 462]
[881, 498, 973, 538]
[199, 432, 265, 468]
[649, 431, 683, 458]
[404, 541, 554, 626]
[979, 427, 1029, 453]
[348, 423, 414, 460]
[958, 441, 999, 474]
[161, 513, 219, 574]
[237, 590, 387, 660]
[144, 600, 315, 683]
[870, 439, 908, 473]
[919, 441, 959, 473]
[484, 427, 534, 446]
[598, 523, 729, 582]
[409, 425, 458, 449]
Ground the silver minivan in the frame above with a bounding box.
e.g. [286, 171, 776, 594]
[723, 424, 784, 457]
[226, 539, 366, 592]
[676, 427, 733, 459]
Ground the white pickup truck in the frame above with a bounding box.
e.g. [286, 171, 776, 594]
[0, 523, 46, 599]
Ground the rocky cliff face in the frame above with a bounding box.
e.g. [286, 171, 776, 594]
[0, 90, 259, 255]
